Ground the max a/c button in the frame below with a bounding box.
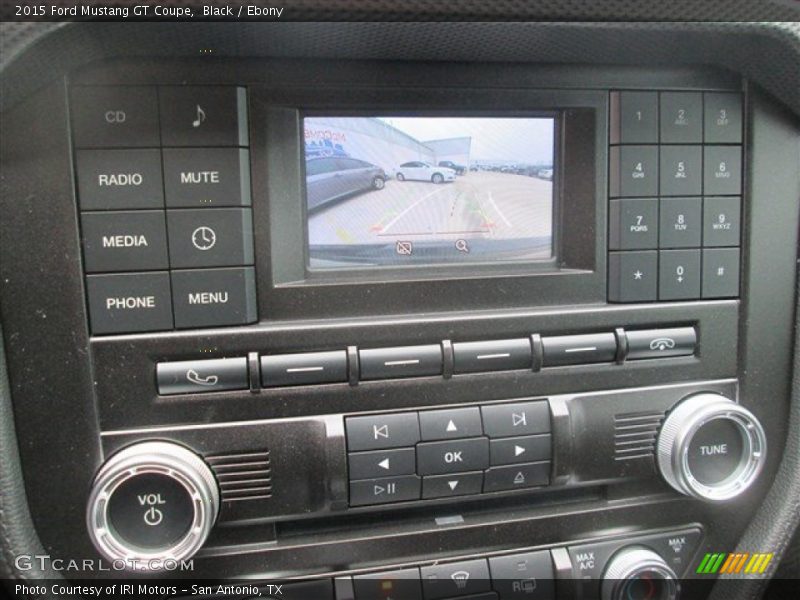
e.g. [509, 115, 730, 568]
[86, 272, 172, 334]
[157, 357, 248, 395]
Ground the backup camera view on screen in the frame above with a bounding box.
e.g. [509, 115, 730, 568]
[303, 116, 555, 268]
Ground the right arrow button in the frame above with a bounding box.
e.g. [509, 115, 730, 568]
[489, 434, 552, 466]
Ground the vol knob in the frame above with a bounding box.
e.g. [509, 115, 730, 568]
[657, 393, 766, 502]
[86, 441, 219, 571]
[602, 546, 679, 600]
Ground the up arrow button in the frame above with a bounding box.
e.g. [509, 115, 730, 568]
[419, 407, 483, 440]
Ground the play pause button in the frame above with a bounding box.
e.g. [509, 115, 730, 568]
[422, 472, 483, 499]
[349, 475, 421, 507]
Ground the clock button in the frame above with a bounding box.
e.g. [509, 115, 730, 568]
[166, 208, 254, 268]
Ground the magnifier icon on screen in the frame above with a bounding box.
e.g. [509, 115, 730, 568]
[455, 239, 470, 253]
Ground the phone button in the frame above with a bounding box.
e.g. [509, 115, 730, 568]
[625, 327, 697, 360]
[157, 357, 248, 395]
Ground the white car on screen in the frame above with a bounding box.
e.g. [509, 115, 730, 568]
[395, 161, 456, 184]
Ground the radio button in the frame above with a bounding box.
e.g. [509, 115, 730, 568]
[349, 475, 421, 506]
[359, 345, 443, 380]
[76, 149, 164, 211]
[166, 208, 254, 269]
[625, 327, 697, 360]
[608, 250, 658, 303]
[703, 146, 742, 196]
[609, 145, 658, 198]
[71, 86, 159, 148]
[703, 196, 741, 247]
[261, 350, 347, 387]
[481, 401, 550, 438]
[422, 471, 483, 499]
[704, 93, 742, 144]
[419, 407, 483, 441]
[483, 462, 550, 492]
[417, 438, 489, 476]
[420, 559, 491, 599]
[660, 92, 703, 143]
[659, 196, 702, 248]
[346, 413, 421, 452]
[170, 267, 257, 329]
[490, 434, 551, 466]
[452, 339, 532, 373]
[157, 357, 248, 395]
[608, 198, 658, 250]
[348, 448, 416, 480]
[659, 145, 702, 196]
[86, 272, 172, 334]
[659, 249, 701, 301]
[611, 91, 659, 144]
[81, 211, 169, 273]
[162, 148, 251, 208]
[702, 248, 740, 298]
[542, 333, 617, 366]
[159, 86, 249, 147]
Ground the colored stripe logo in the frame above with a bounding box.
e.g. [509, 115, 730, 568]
[696, 552, 773, 574]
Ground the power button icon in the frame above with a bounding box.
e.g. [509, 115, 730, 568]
[143, 506, 164, 527]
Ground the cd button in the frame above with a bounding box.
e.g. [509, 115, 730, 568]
[452, 339, 532, 373]
[422, 472, 483, 499]
[417, 438, 489, 476]
[345, 413, 421, 452]
[159, 86, 249, 147]
[481, 401, 550, 438]
[419, 407, 483, 441]
[261, 350, 348, 387]
[349, 475, 421, 506]
[348, 448, 416, 480]
[359, 345, 443, 380]
[541, 333, 617, 366]
[81, 211, 169, 273]
[76, 149, 164, 211]
[170, 267, 257, 329]
[71, 86, 159, 148]
[483, 462, 550, 492]
[162, 148, 251, 208]
[156, 357, 248, 395]
[490, 435, 552, 466]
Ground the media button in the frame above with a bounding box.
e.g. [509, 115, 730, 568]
[159, 86, 249, 147]
[162, 148, 251, 208]
[81, 211, 169, 273]
[417, 438, 490, 476]
[170, 267, 257, 329]
[156, 357, 248, 395]
[348, 448, 416, 480]
[76, 149, 164, 210]
[422, 471, 483, 499]
[420, 558, 491, 599]
[166, 208, 254, 268]
[419, 407, 483, 441]
[71, 86, 159, 148]
[86, 272, 173, 334]
[349, 475, 421, 506]
[481, 401, 550, 438]
[490, 435, 551, 466]
[345, 413, 421, 452]
[483, 462, 550, 492]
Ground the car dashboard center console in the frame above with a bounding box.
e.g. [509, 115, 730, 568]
[1, 54, 799, 600]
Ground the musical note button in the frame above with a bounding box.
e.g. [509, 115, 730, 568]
[192, 104, 206, 128]
[159, 86, 249, 147]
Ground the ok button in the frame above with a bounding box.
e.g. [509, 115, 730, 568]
[107, 473, 194, 549]
[417, 438, 489, 475]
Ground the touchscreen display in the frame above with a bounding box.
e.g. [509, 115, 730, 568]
[303, 116, 555, 268]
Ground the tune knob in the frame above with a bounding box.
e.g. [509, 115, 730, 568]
[602, 546, 679, 600]
[86, 441, 219, 571]
[657, 393, 766, 502]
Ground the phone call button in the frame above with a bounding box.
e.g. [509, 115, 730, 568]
[157, 357, 248, 395]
